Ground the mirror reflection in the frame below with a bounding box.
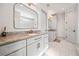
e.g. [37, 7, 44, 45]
[13, 3, 38, 29]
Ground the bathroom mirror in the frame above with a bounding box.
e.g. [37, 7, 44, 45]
[13, 3, 38, 29]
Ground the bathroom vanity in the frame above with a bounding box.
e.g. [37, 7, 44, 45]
[0, 32, 48, 56]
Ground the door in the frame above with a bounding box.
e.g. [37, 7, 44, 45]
[65, 10, 77, 43]
[27, 40, 41, 56]
[41, 34, 48, 49]
[44, 35, 48, 48]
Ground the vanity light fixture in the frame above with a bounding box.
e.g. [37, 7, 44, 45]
[48, 15, 54, 20]
[48, 13, 56, 21]
[48, 15, 53, 20]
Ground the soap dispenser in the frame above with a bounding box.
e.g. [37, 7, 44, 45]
[1, 27, 6, 37]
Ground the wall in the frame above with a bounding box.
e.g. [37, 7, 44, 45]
[36, 5, 48, 32]
[64, 4, 78, 43]
[0, 3, 41, 33]
[56, 13, 65, 38]
[77, 4, 79, 44]
[56, 4, 78, 40]
[0, 4, 14, 33]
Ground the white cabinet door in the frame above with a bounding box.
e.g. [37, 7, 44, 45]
[39, 37, 44, 52]
[27, 40, 41, 56]
[0, 40, 26, 56]
[8, 47, 26, 56]
[42, 34, 48, 49]
[44, 36, 48, 48]
[27, 42, 37, 56]
[26, 34, 48, 56]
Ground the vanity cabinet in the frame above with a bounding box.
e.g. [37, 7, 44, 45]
[0, 40, 26, 56]
[26, 33, 48, 56]
[0, 34, 48, 56]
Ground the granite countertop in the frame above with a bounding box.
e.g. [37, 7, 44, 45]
[0, 32, 47, 46]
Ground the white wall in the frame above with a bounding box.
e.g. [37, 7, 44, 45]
[0, 3, 48, 34]
[57, 13, 65, 38]
[0, 3, 40, 33]
[0, 3, 30, 32]
[0, 4, 14, 32]
[36, 5, 48, 32]
[77, 4, 79, 44]
[64, 4, 78, 43]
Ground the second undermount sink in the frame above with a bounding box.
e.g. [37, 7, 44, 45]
[28, 33, 39, 36]
[22, 30, 41, 36]
[22, 33, 39, 37]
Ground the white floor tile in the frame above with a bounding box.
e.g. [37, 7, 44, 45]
[44, 39, 78, 56]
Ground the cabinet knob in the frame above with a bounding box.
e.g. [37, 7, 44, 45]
[73, 30, 75, 32]
[37, 43, 40, 49]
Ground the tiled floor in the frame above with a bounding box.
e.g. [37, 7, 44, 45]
[44, 38, 78, 56]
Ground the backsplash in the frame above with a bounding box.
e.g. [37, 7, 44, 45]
[0, 30, 41, 37]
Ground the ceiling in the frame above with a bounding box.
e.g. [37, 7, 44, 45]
[38, 3, 76, 14]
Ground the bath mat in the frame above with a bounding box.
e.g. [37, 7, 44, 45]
[53, 38, 61, 43]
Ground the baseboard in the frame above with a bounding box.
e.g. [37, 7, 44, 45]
[64, 39, 78, 46]
[56, 36, 65, 40]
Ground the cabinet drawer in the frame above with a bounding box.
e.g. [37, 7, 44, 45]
[27, 41, 38, 56]
[0, 40, 26, 56]
[27, 40, 41, 56]
[27, 36, 42, 45]
[8, 47, 26, 56]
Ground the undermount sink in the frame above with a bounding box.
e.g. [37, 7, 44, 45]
[28, 33, 39, 36]
[22, 33, 39, 37]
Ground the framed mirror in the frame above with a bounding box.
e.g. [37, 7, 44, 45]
[13, 3, 38, 29]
